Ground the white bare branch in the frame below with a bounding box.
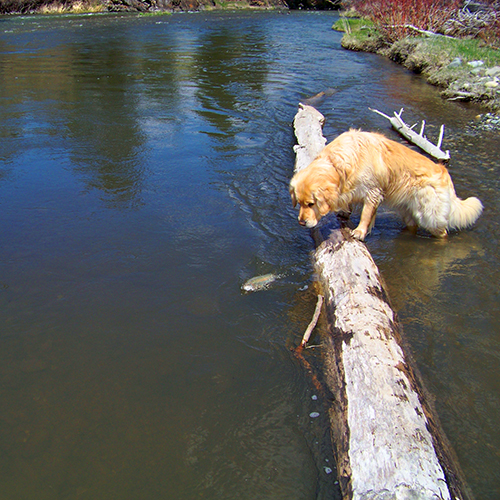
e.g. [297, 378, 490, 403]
[371, 107, 451, 162]
[383, 24, 456, 39]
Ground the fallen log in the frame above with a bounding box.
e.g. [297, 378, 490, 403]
[292, 103, 472, 500]
[293, 102, 327, 172]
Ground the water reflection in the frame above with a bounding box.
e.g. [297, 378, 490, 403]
[193, 23, 269, 149]
[0, 30, 147, 207]
[64, 41, 146, 206]
[371, 227, 484, 307]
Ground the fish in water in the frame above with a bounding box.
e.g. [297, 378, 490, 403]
[241, 273, 279, 293]
[303, 88, 337, 106]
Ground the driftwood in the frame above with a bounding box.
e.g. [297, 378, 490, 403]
[299, 294, 324, 348]
[385, 24, 456, 38]
[292, 103, 472, 500]
[371, 107, 451, 162]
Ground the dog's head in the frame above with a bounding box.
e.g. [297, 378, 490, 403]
[289, 165, 340, 228]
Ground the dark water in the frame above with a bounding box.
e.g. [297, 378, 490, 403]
[0, 10, 498, 500]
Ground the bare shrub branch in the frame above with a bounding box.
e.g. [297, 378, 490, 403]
[344, 0, 462, 42]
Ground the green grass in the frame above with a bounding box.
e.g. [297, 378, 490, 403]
[334, 12, 500, 111]
[333, 16, 385, 52]
[424, 36, 500, 67]
[335, 15, 500, 68]
[406, 36, 500, 94]
[332, 16, 376, 35]
[138, 10, 173, 16]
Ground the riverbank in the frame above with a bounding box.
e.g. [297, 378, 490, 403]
[0, 0, 286, 14]
[1, 0, 325, 15]
[333, 16, 500, 119]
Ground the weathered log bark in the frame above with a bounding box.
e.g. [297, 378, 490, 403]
[292, 103, 472, 500]
[293, 103, 327, 172]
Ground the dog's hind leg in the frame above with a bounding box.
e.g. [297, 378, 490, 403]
[412, 185, 451, 238]
[405, 218, 418, 234]
[399, 208, 418, 234]
[429, 227, 448, 238]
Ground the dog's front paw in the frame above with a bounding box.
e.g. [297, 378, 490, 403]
[351, 228, 366, 241]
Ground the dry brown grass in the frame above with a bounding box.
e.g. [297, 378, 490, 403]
[39, 1, 105, 13]
[0, 0, 105, 14]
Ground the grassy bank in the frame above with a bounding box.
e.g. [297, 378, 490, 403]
[333, 15, 500, 114]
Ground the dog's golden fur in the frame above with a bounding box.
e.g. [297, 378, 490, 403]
[290, 129, 483, 240]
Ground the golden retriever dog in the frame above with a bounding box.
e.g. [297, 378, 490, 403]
[289, 129, 483, 240]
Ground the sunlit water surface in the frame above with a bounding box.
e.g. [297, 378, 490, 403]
[0, 10, 499, 500]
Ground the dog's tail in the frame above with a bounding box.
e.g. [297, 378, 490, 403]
[449, 195, 483, 230]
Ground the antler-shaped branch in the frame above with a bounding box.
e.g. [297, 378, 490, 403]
[371, 108, 451, 162]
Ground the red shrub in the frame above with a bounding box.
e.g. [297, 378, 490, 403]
[346, 0, 462, 42]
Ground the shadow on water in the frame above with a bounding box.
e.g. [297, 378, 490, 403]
[0, 10, 498, 500]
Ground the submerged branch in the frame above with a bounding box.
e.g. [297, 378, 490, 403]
[299, 294, 324, 348]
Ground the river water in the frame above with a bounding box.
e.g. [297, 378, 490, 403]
[0, 10, 498, 500]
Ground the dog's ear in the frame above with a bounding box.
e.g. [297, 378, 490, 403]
[289, 185, 297, 208]
[313, 190, 330, 216]
[314, 183, 340, 216]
